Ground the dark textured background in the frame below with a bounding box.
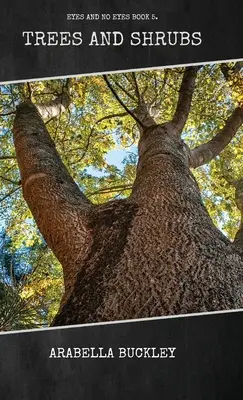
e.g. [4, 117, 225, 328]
[1, 312, 243, 399]
[1, 1, 243, 398]
[0, 0, 243, 82]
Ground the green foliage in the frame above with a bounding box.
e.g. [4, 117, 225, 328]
[0, 232, 63, 330]
[0, 282, 42, 331]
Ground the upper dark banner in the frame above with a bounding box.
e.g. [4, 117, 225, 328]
[0, 0, 243, 82]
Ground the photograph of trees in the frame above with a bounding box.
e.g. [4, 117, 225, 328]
[0, 61, 243, 331]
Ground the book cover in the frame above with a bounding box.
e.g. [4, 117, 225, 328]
[0, 1, 243, 398]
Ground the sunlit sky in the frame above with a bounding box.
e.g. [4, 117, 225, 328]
[86, 145, 138, 177]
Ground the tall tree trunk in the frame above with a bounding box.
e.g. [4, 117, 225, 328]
[55, 126, 243, 325]
[12, 80, 243, 326]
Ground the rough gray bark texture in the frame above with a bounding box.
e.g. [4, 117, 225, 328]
[12, 70, 243, 326]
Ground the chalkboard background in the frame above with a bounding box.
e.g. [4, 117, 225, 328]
[0, 0, 242, 82]
[1, 312, 243, 399]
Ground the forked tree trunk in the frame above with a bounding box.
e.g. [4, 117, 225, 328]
[13, 80, 243, 326]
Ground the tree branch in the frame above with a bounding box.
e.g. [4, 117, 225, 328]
[131, 72, 141, 101]
[86, 183, 133, 197]
[35, 92, 71, 120]
[190, 107, 243, 168]
[27, 82, 32, 100]
[70, 112, 126, 166]
[95, 112, 128, 125]
[0, 175, 20, 185]
[0, 186, 21, 203]
[0, 155, 16, 160]
[0, 110, 16, 117]
[13, 102, 92, 293]
[171, 66, 199, 135]
[112, 77, 137, 101]
[232, 179, 243, 252]
[103, 75, 146, 129]
[221, 62, 243, 81]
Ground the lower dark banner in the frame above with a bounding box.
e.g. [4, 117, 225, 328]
[0, 311, 243, 399]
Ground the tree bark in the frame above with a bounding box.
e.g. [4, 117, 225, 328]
[12, 92, 243, 327]
[171, 66, 200, 135]
[233, 179, 243, 251]
[35, 92, 71, 119]
[190, 107, 243, 168]
[13, 101, 92, 302]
